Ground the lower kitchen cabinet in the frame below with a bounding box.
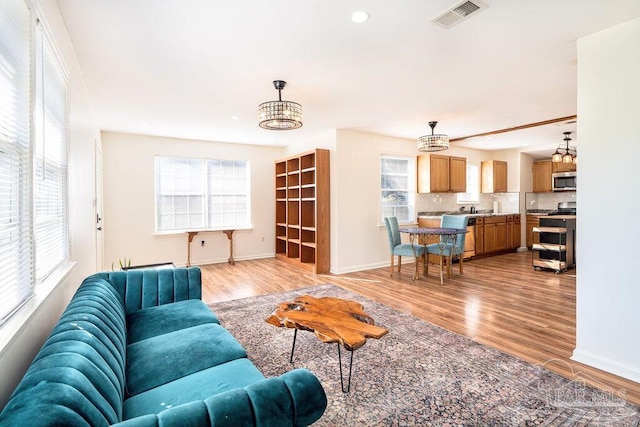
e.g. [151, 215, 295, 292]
[419, 214, 519, 260]
[477, 215, 520, 255]
[507, 215, 522, 249]
[475, 217, 484, 255]
[526, 214, 545, 248]
[417, 218, 475, 261]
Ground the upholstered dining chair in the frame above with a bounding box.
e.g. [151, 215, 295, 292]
[425, 214, 469, 278]
[384, 216, 427, 277]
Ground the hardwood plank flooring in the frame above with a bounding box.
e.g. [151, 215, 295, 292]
[199, 251, 640, 407]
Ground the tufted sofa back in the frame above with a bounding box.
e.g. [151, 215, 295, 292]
[105, 267, 201, 314]
[0, 277, 127, 426]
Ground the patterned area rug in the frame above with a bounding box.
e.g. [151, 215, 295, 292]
[209, 285, 640, 426]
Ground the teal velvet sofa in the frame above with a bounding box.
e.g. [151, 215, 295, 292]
[0, 267, 327, 426]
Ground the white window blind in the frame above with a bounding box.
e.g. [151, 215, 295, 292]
[156, 157, 205, 231]
[0, 0, 34, 324]
[207, 160, 250, 228]
[380, 156, 415, 224]
[34, 20, 69, 281]
[155, 156, 250, 232]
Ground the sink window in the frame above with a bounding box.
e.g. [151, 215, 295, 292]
[457, 164, 480, 204]
[380, 155, 415, 224]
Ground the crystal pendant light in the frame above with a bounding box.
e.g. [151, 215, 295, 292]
[417, 121, 449, 152]
[257, 80, 303, 130]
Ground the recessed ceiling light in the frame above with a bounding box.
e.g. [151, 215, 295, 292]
[232, 116, 240, 121]
[351, 11, 370, 24]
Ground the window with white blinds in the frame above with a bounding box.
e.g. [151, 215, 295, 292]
[0, 0, 34, 324]
[34, 21, 69, 281]
[155, 157, 251, 232]
[0, 4, 69, 327]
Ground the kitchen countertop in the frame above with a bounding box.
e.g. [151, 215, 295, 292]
[417, 211, 520, 219]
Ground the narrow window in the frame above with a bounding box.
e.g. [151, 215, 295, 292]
[457, 164, 480, 204]
[380, 156, 415, 224]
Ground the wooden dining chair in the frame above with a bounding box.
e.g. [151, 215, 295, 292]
[384, 217, 426, 277]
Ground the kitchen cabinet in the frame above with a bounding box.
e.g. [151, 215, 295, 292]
[463, 223, 475, 259]
[484, 216, 508, 253]
[417, 154, 466, 193]
[507, 215, 522, 249]
[419, 214, 518, 260]
[449, 156, 467, 193]
[532, 160, 552, 192]
[526, 214, 544, 248]
[552, 162, 577, 173]
[275, 149, 330, 273]
[475, 217, 485, 255]
[481, 160, 507, 193]
[417, 217, 474, 260]
[533, 160, 577, 193]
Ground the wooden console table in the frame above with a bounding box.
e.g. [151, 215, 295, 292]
[186, 230, 235, 267]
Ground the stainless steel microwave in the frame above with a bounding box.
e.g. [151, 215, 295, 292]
[552, 171, 577, 192]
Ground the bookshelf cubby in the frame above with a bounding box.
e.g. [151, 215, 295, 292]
[274, 149, 329, 273]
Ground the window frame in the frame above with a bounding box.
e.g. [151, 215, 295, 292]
[33, 18, 70, 283]
[380, 155, 416, 225]
[154, 156, 252, 233]
[457, 163, 480, 204]
[1, 3, 71, 327]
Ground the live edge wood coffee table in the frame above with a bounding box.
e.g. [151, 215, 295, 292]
[266, 295, 388, 392]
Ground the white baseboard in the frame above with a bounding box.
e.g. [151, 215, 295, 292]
[176, 252, 275, 268]
[571, 348, 640, 383]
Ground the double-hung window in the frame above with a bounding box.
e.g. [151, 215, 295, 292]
[155, 157, 250, 232]
[0, 3, 69, 326]
[34, 20, 69, 281]
[380, 156, 415, 224]
[0, 0, 33, 324]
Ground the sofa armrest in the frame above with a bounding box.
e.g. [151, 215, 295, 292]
[112, 369, 327, 427]
[105, 267, 202, 314]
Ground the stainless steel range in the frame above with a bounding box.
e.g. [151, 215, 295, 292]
[548, 201, 576, 216]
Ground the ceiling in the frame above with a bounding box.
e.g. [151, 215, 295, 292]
[56, 1, 640, 156]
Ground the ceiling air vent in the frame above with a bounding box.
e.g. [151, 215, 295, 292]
[432, 0, 489, 29]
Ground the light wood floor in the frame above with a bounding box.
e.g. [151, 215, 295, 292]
[199, 251, 640, 407]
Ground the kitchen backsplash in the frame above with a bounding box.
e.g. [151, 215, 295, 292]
[525, 191, 576, 211]
[416, 192, 520, 214]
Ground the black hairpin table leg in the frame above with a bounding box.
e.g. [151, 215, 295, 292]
[337, 344, 355, 393]
[289, 329, 298, 363]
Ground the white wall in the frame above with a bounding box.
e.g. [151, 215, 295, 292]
[0, 0, 100, 408]
[101, 132, 284, 267]
[572, 17, 640, 382]
[331, 130, 509, 274]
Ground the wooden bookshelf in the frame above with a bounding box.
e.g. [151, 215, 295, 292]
[274, 149, 330, 273]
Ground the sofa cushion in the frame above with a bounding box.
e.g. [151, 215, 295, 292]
[125, 323, 247, 396]
[126, 299, 219, 344]
[123, 358, 265, 419]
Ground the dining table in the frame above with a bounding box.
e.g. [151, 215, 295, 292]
[398, 227, 468, 285]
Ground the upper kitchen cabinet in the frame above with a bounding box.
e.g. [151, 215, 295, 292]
[533, 160, 553, 193]
[532, 160, 552, 192]
[417, 154, 466, 193]
[552, 161, 577, 173]
[481, 160, 507, 193]
[533, 159, 577, 193]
